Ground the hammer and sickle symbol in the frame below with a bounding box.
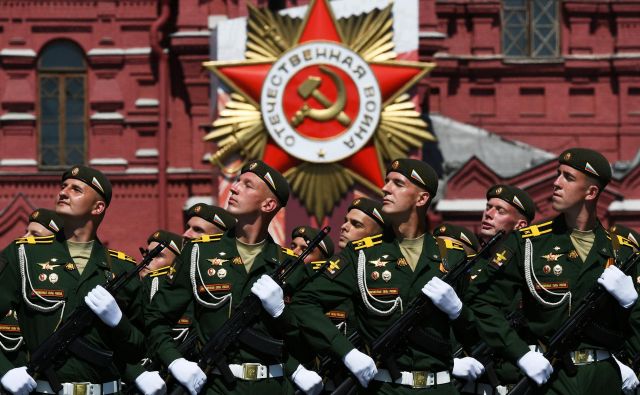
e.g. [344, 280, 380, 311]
[291, 65, 352, 127]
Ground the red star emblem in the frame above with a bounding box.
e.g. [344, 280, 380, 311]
[206, 0, 433, 189]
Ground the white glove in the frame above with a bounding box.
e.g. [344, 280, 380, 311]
[421, 277, 463, 320]
[613, 356, 640, 394]
[517, 351, 553, 386]
[598, 266, 638, 308]
[168, 358, 206, 395]
[134, 371, 167, 395]
[291, 364, 323, 395]
[84, 285, 123, 327]
[342, 348, 377, 388]
[0, 367, 36, 395]
[251, 274, 285, 318]
[452, 357, 485, 382]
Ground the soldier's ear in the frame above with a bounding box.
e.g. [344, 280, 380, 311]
[261, 196, 279, 214]
[514, 219, 528, 230]
[92, 200, 106, 216]
[584, 184, 600, 201]
[415, 190, 430, 208]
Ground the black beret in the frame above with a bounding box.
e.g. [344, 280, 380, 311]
[242, 160, 290, 206]
[291, 226, 334, 258]
[147, 229, 183, 256]
[186, 203, 236, 231]
[348, 197, 387, 228]
[487, 184, 536, 222]
[387, 158, 438, 196]
[559, 148, 611, 185]
[610, 224, 640, 250]
[434, 223, 480, 252]
[29, 208, 63, 234]
[62, 165, 112, 206]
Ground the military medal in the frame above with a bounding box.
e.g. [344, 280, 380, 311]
[381, 270, 391, 282]
[208, 258, 228, 266]
[65, 263, 75, 271]
[553, 264, 563, 276]
[217, 268, 227, 279]
[38, 273, 47, 281]
[369, 258, 387, 268]
[207, 268, 216, 277]
[543, 265, 551, 274]
[370, 271, 380, 281]
[636, 276, 640, 284]
[38, 262, 60, 270]
[542, 253, 563, 262]
[397, 258, 408, 267]
[49, 273, 59, 284]
[553, 246, 561, 251]
[232, 257, 243, 265]
[568, 250, 579, 259]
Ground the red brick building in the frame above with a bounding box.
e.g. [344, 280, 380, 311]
[1, 0, 639, 253]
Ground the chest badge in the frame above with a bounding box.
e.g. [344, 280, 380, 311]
[369, 258, 388, 268]
[381, 270, 392, 282]
[49, 273, 59, 284]
[553, 264, 563, 276]
[65, 263, 76, 271]
[232, 257, 243, 265]
[217, 268, 227, 279]
[568, 250, 579, 260]
[542, 253, 563, 262]
[38, 273, 47, 282]
[38, 262, 60, 271]
[553, 246, 561, 251]
[208, 258, 228, 266]
[207, 268, 216, 277]
[543, 265, 551, 274]
[396, 258, 408, 267]
[371, 271, 380, 281]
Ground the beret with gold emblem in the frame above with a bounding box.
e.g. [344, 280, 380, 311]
[147, 229, 183, 256]
[242, 160, 290, 206]
[291, 226, 334, 258]
[186, 203, 236, 231]
[348, 197, 387, 228]
[559, 147, 611, 185]
[29, 208, 63, 234]
[433, 223, 480, 252]
[611, 224, 640, 250]
[487, 184, 536, 222]
[62, 165, 112, 206]
[387, 158, 438, 196]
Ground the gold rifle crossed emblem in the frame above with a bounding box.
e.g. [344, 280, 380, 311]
[291, 65, 351, 127]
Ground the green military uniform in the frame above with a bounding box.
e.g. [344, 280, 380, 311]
[469, 216, 636, 394]
[291, 231, 470, 394]
[0, 235, 145, 385]
[145, 229, 299, 394]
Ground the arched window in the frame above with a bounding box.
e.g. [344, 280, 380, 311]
[38, 40, 87, 167]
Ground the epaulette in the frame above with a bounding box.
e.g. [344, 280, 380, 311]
[352, 234, 383, 251]
[15, 235, 55, 245]
[281, 247, 298, 258]
[150, 265, 175, 277]
[614, 234, 635, 250]
[441, 238, 465, 251]
[190, 233, 223, 243]
[108, 249, 137, 264]
[519, 220, 553, 239]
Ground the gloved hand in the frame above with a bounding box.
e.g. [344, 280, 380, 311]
[517, 351, 553, 386]
[452, 357, 485, 382]
[598, 266, 638, 308]
[251, 274, 285, 318]
[84, 285, 123, 327]
[421, 277, 463, 320]
[168, 358, 206, 395]
[342, 348, 377, 388]
[291, 364, 323, 395]
[134, 371, 167, 395]
[0, 366, 36, 395]
[613, 356, 640, 394]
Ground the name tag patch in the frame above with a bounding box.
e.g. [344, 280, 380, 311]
[198, 283, 231, 293]
[368, 288, 399, 296]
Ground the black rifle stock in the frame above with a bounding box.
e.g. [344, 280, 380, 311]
[331, 231, 505, 395]
[167, 227, 331, 395]
[28, 242, 166, 392]
[508, 252, 640, 395]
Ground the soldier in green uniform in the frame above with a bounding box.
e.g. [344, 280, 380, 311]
[288, 158, 480, 394]
[468, 148, 639, 394]
[182, 204, 236, 241]
[434, 224, 480, 257]
[290, 226, 334, 264]
[145, 160, 314, 395]
[0, 165, 145, 395]
[0, 209, 65, 370]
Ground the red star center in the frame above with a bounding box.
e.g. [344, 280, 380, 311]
[210, 0, 431, 187]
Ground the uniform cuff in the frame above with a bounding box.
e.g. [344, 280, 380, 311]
[505, 341, 532, 365]
[330, 332, 355, 359]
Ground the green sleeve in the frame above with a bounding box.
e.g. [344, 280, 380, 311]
[0, 244, 21, 375]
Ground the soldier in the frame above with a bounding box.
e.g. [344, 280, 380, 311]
[183, 204, 236, 241]
[434, 224, 480, 257]
[290, 226, 334, 263]
[24, 208, 64, 238]
[145, 160, 319, 395]
[469, 148, 639, 394]
[288, 158, 481, 393]
[0, 165, 145, 395]
[479, 184, 536, 246]
[338, 198, 387, 250]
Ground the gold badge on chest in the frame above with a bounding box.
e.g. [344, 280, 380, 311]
[568, 250, 579, 260]
[208, 258, 228, 266]
[541, 253, 563, 262]
[396, 258, 408, 267]
[369, 258, 388, 268]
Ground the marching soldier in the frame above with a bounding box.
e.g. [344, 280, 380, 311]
[338, 198, 387, 250]
[290, 226, 334, 264]
[183, 204, 236, 241]
[289, 158, 479, 393]
[0, 165, 145, 395]
[469, 148, 639, 394]
[145, 160, 313, 395]
[434, 224, 480, 257]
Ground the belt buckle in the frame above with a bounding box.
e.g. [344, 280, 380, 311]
[411, 371, 433, 389]
[242, 363, 261, 381]
[72, 383, 91, 395]
[572, 350, 591, 364]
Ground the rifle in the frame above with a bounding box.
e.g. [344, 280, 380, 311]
[331, 231, 505, 395]
[28, 242, 166, 392]
[167, 227, 331, 395]
[508, 251, 640, 395]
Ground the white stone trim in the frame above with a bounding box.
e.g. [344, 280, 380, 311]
[87, 47, 151, 56]
[124, 47, 152, 55]
[183, 196, 214, 210]
[0, 113, 36, 121]
[90, 112, 124, 121]
[135, 98, 159, 107]
[0, 49, 37, 57]
[170, 31, 211, 38]
[609, 200, 640, 212]
[135, 148, 159, 158]
[89, 158, 128, 166]
[167, 167, 193, 174]
[202, 152, 212, 163]
[125, 167, 158, 174]
[435, 199, 486, 212]
[419, 31, 446, 39]
[0, 159, 38, 166]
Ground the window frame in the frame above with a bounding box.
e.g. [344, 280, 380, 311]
[501, 0, 561, 62]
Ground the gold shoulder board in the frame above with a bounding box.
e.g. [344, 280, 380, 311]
[352, 234, 383, 251]
[520, 220, 553, 239]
